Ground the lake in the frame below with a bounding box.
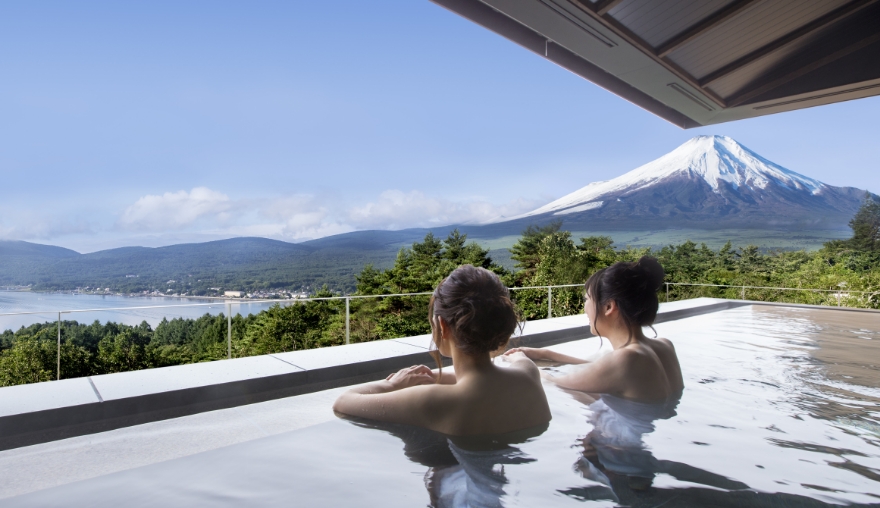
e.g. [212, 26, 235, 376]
[0, 291, 280, 333]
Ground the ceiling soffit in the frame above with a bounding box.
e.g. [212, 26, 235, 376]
[431, 0, 880, 126]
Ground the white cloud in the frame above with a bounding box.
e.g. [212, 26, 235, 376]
[30, 186, 543, 250]
[258, 195, 354, 240]
[348, 190, 540, 229]
[251, 190, 540, 241]
[116, 187, 540, 241]
[117, 187, 233, 231]
[0, 212, 93, 241]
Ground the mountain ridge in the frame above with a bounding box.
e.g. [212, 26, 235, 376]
[0, 240, 81, 259]
[504, 135, 865, 228]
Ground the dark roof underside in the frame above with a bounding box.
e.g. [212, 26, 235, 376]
[431, 0, 880, 127]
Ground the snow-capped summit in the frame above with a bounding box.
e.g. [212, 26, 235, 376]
[504, 135, 864, 228]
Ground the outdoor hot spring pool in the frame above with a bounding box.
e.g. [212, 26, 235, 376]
[5, 305, 880, 507]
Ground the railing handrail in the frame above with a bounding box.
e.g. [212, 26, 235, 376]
[4, 280, 877, 383]
[2, 281, 876, 318]
[0, 283, 587, 318]
[664, 282, 878, 295]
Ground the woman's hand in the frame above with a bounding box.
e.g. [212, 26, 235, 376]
[385, 365, 436, 389]
[504, 347, 546, 361]
[501, 350, 529, 363]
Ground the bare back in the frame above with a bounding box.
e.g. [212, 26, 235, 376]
[641, 337, 684, 394]
[432, 360, 551, 435]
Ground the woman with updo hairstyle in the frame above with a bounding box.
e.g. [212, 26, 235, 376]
[506, 256, 683, 403]
[334, 264, 551, 436]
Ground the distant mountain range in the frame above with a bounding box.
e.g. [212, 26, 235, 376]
[0, 136, 869, 292]
[0, 235, 427, 293]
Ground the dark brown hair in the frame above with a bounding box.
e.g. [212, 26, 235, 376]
[428, 265, 519, 367]
[584, 256, 665, 339]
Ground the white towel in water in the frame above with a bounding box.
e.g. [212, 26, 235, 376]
[586, 393, 678, 478]
[427, 441, 530, 508]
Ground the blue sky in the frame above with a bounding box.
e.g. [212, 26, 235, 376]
[2, 0, 878, 252]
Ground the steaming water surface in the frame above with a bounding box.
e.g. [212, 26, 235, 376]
[5, 305, 880, 507]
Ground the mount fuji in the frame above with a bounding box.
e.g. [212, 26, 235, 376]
[502, 135, 866, 230]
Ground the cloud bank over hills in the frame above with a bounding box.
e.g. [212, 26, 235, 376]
[0, 186, 542, 252]
[1, 135, 868, 253]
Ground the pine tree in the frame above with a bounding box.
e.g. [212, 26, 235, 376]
[509, 221, 562, 283]
[847, 193, 880, 252]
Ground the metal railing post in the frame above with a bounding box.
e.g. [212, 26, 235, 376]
[547, 287, 552, 318]
[227, 302, 232, 359]
[345, 297, 350, 345]
[741, 285, 745, 300]
[57, 312, 61, 381]
[666, 283, 669, 302]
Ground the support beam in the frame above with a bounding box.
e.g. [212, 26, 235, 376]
[657, 0, 760, 57]
[569, 0, 727, 107]
[594, 0, 624, 16]
[728, 31, 880, 107]
[699, 0, 878, 86]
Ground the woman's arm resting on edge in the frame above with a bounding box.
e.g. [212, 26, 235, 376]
[505, 347, 589, 365]
[544, 349, 635, 394]
[332, 365, 444, 428]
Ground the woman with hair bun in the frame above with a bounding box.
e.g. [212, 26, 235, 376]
[506, 256, 683, 402]
[333, 264, 551, 436]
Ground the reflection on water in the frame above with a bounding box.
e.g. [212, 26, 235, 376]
[348, 418, 546, 508]
[577, 393, 680, 493]
[426, 442, 525, 508]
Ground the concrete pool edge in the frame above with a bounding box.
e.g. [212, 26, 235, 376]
[3, 297, 867, 451]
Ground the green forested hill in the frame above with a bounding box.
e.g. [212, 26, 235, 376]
[0, 241, 79, 259]
[0, 237, 394, 294]
[0, 222, 857, 295]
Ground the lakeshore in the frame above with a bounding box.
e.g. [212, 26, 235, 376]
[0, 291, 282, 333]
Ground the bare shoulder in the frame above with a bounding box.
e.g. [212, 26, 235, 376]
[643, 337, 680, 364]
[612, 344, 649, 362]
[590, 345, 645, 374]
[644, 337, 684, 390]
[654, 337, 676, 349]
[651, 338, 680, 359]
[505, 356, 542, 380]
